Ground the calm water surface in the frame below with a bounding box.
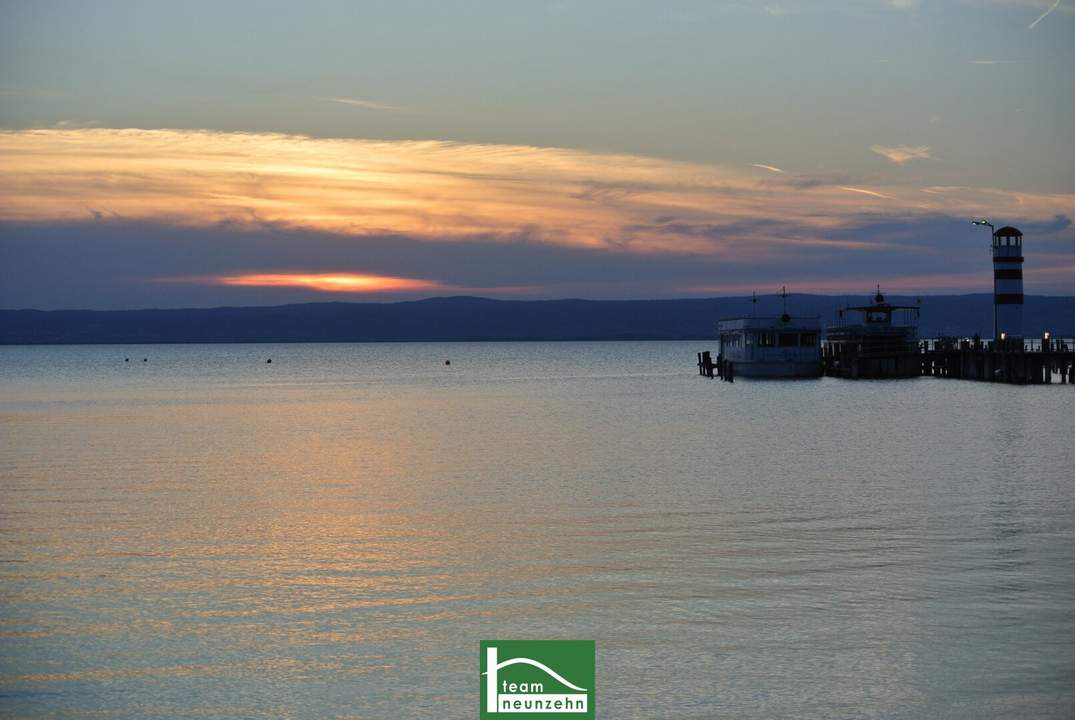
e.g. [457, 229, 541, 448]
[1, 342, 1073, 719]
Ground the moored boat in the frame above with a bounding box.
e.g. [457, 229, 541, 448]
[823, 287, 920, 379]
[717, 291, 822, 378]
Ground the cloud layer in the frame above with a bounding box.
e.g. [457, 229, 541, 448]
[1, 128, 1073, 306]
[3, 128, 1071, 253]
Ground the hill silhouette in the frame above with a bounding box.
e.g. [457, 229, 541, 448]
[2, 294, 1073, 344]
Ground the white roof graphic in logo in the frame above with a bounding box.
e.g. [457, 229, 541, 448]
[483, 657, 588, 691]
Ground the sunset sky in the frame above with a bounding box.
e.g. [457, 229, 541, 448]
[1, 1, 1073, 308]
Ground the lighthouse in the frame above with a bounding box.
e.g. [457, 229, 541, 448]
[992, 225, 1024, 340]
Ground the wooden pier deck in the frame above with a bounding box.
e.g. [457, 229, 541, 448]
[918, 337, 1075, 385]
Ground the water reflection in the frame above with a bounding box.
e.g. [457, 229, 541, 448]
[1, 343, 1073, 719]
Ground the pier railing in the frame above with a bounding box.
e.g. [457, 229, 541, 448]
[921, 337, 1075, 353]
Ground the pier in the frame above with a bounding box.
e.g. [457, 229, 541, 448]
[697, 223, 1074, 386]
[701, 337, 1075, 385]
[918, 336, 1074, 385]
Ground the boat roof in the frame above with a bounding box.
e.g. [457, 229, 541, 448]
[719, 315, 821, 331]
[843, 288, 920, 314]
[842, 301, 921, 313]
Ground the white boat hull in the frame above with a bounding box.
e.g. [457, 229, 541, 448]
[731, 360, 822, 378]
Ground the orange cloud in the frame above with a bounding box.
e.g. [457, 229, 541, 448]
[156, 272, 543, 296]
[0, 128, 1072, 261]
[206, 273, 443, 293]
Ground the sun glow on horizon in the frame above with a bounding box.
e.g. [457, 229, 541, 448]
[168, 273, 445, 293]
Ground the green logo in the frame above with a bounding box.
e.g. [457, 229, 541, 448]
[479, 640, 595, 718]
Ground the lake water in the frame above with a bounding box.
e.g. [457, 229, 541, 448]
[1, 342, 1073, 719]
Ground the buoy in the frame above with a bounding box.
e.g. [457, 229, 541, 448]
[266, 358, 272, 363]
[143, 358, 147, 362]
[125, 358, 129, 362]
[445, 360, 451, 366]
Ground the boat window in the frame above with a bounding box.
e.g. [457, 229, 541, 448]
[799, 332, 817, 347]
[758, 332, 775, 347]
[779, 333, 798, 347]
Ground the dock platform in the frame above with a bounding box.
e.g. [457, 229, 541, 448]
[917, 337, 1074, 385]
[700, 337, 1075, 385]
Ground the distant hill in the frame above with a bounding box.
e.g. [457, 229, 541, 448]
[1, 295, 1073, 344]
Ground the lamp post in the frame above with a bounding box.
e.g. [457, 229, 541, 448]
[972, 219, 996, 343]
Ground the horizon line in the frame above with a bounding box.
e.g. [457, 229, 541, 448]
[4, 291, 1075, 314]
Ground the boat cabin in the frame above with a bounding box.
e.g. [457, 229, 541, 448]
[718, 314, 822, 378]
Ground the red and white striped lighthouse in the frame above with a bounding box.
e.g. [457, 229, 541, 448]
[992, 225, 1023, 340]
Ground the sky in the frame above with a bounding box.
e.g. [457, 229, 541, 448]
[1, 0, 1073, 309]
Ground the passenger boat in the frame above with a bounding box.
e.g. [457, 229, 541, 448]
[823, 287, 920, 379]
[717, 291, 822, 378]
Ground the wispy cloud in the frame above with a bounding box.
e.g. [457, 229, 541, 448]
[772, 172, 853, 190]
[0, 128, 1071, 264]
[871, 144, 931, 164]
[751, 163, 786, 173]
[323, 96, 405, 113]
[969, 59, 1021, 64]
[921, 186, 967, 195]
[1028, 0, 1061, 28]
[51, 120, 100, 129]
[838, 186, 894, 200]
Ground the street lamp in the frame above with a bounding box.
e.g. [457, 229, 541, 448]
[972, 219, 997, 342]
